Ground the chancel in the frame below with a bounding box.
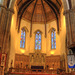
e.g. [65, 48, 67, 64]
[0, 0, 75, 75]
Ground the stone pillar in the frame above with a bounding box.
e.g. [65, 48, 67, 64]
[62, 0, 75, 72]
[64, 9, 75, 54]
[0, 2, 14, 72]
[64, 7, 75, 72]
[62, 0, 69, 10]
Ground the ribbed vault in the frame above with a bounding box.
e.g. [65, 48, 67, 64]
[16, 0, 62, 22]
[16, 0, 62, 36]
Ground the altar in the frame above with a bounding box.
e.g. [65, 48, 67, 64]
[29, 50, 46, 69]
[14, 51, 61, 72]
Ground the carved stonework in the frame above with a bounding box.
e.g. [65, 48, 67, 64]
[29, 50, 46, 69]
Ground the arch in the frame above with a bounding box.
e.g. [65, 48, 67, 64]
[35, 30, 42, 50]
[48, 27, 56, 33]
[62, 0, 70, 10]
[34, 30, 43, 34]
[68, 49, 73, 55]
[21, 26, 29, 32]
[9, 0, 17, 9]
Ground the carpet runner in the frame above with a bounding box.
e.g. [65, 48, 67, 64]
[8, 72, 57, 75]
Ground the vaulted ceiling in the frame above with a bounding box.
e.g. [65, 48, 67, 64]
[16, 0, 62, 23]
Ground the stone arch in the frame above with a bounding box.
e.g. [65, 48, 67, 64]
[68, 49, 73, 55]
[62, 0, 70, 10]
[34, 29, 43, 34]
[48, 27, 56, 33]
[62, 0, 75, 10]
[21, 26, 29, 32]
[8, 0, 17, 9]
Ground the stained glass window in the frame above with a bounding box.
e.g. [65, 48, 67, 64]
[51, 29, 56, 49]
[20, 29, 26, 48]
[35, 31, 41, 50]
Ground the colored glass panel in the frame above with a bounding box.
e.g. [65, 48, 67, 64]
[20, 30, 25, 48]
[51, 30, 56, 49]
[35, 31, 41, 50]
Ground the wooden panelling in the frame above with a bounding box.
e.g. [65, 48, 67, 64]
[45, 55, 60, 70]
[14, 54, 29, 69]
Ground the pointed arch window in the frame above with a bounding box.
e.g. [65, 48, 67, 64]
[51, 29, 56, 49]
[35, 31, 41, 50]
[20, 28, 26, 48]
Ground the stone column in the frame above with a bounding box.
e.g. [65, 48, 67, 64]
[64, 7, 75, 72]
[62, 0, 75, 72]
[0, 2, 14, 72]
[64, 9, 75, 53]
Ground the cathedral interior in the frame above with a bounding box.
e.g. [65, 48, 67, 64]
[0, 0, 75, 75]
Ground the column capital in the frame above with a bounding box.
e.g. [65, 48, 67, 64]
[63, 7, 75, 15]
[7, 8, 14, 14]
[0, 4, 14, 14]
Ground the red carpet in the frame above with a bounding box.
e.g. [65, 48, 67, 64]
[9, 72, 57, 75]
